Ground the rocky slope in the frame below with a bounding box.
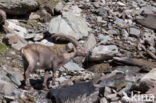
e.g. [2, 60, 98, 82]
[0, 0, 156, 103]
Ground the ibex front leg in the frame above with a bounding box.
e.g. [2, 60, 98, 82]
[43, 70, 49, 90]
[24, 63, 35, 89]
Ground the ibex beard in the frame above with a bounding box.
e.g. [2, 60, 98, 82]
[21, 34, 87, 90]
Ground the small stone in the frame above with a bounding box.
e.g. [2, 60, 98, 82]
[117, 2, 126, 6]
[129, 28, 140, 37]
[105, 93, 117, 100]
[121, 29, 129, 37]
[84, 34, 97, 52]
[107, 29, 119, 35]
[100, 97, 108, 103]
[29, 12, 40, 20]
[104, 86, 112, 96]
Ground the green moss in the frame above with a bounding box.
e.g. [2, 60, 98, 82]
[0, 31, 5, 38]
[0, 43, 10, 54]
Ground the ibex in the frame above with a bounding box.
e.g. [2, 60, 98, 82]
[0, 9, 87, 90]
[21, 34, 87, 89]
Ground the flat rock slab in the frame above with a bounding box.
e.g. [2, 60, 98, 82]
[136, 14, 156, 30]
[47, 82, 99, 103]
[48, 12, 89, 40]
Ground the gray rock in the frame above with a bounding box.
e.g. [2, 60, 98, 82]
[0, 80, 16, 95]
[0, 0, 39, 15]
[55, 2, 65, 13]
[107, 29, 119, 35]
[100, 97, 108, 103]
[0, 67, 21, 86]
[84, 34, 97, 52]
[115, 66, 141, 74]
[60, 61, 84, 72]
[121, 29, 129, 37]
[48, 12, 89, 40]
[47, 82, 99, 103]
[98, 35, 113, 44]
[136, 14, 156, 30]
[114, 19, 126, 27]
[141, 6, 156, 14]
[140, 32, 155, 47]
[89, 45, 119, 61]
[129, 28, 140, 37]
[95, 7, 108, 16]
[6, 34, 27, 50]
[63, 5, 82, 17]
[104, 86, 112, 96]
[140, 68, 156, 88]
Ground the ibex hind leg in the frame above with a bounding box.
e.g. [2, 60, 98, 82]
[43, 70, 49, 90]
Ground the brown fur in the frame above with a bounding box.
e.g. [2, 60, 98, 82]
[21, 35, 87, 89]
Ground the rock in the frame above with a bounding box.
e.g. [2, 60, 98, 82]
[121, 29, 129, 37]
[0, 80, 16, 95]
[117, 2, 126, 6]
[0, 0, 39, 15]
[129, 28, 140, 37]
[104, 86, 112, 96]
[6, 20, 27, 38]
[89, 45, 119, 61]
[90, 63, 110, 73]
[98, 35, 113, 44]
[47, 82, 99, 103]
[115, 66, 141, 74]
[55, 2, 65, 13]
[136, 14, 156, 30]
[100, 97, 108, 103]
[100, 0, 105, 4]
[48, 12, 89, 40]
[105, 93, 117, 100]
[6, 34, 27, 50]
[114, 19, 126, 27]
[0, 67, 21, 86]
[107, 29, 119, 35]
[56, 76, 67, 84]
[35, 8, 52, 22]
[29, 12, 40, 20]
[140, 32, 156, 47]
[84, 34, 97, 52]
[94, 70, 125, 90]
[94, 7, 108, 16]
[113, 57, 156, 71]
[63, 5, 82, 17]
[141, 6, 156, 14]
[60, 61, 84, 72]
[140, 68, 156, 89]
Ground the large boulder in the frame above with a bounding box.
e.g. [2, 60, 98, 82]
[47, 82, 99, 103]
[48, 12, 90, 40]
[136, 14, 156, 30]
[89, 45, 119, 61]
[0, 0, 39, 15]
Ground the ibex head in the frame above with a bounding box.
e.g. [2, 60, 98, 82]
[52, 34, 87, 57]
[75, 46, 87, 57]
